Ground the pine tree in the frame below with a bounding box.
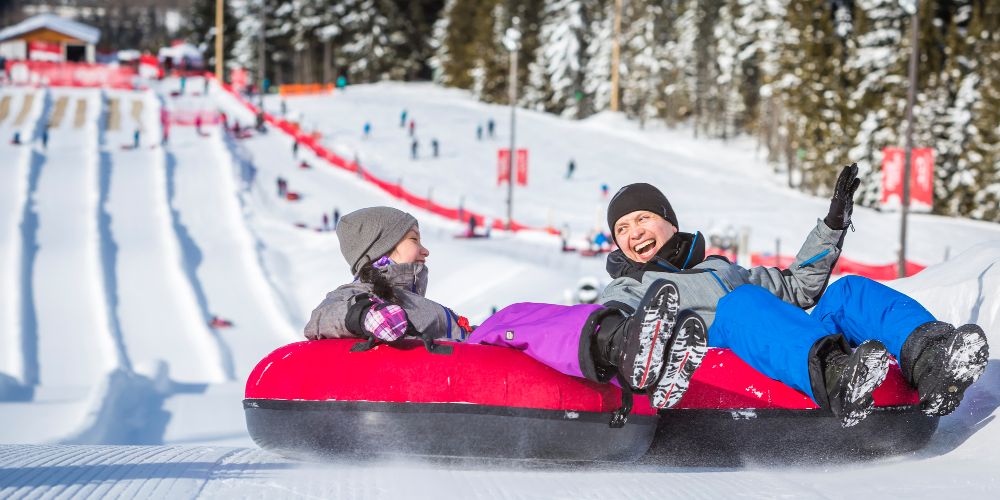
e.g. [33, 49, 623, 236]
[844, 0, 911, 205]
[526, 0, 589, 117]
[582, 0, 614, 114]
[618, 0, 668, 127]
[961, 0, 1000, 220]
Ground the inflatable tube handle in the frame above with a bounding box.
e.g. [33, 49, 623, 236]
[347, 335, 453, 356]
[609, 373, 634, 428]
[422, 336, 453, 355]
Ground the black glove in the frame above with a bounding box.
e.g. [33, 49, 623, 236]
[824, 163, 860, 230]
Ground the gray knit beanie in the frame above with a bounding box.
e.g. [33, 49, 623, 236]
[338, 206, 418, 275]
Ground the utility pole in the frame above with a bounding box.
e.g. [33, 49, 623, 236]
[899, 0, 919, 278]
[503, 19, 521, 230]
[258, 0, 266, 106]
[609, 0, 623, 112]
[215, 0, 224, 81]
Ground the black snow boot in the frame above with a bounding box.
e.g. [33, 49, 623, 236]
[812, 337, 890, 428]
[900, 321, 990, 417]
[648, 310, 709, 409]
[593, 279, 681, 391]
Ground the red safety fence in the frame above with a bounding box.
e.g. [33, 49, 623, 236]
[163, 109, 222, 126]
[211, 73, 555, 234]
[708, 249, 926, 280]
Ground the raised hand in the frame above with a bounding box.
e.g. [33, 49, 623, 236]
[825, 163, 861, 230]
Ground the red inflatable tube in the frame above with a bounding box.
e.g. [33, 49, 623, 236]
[244, 339, 938, 463]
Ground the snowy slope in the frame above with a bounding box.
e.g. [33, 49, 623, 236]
[30, 89, 118, 388]
[273, 82, 1000, 267]
[102, 90, 226, 384]
[0, 87, 43, 387]
[162, 98, 297, 378]
[0, 79, 998, 497]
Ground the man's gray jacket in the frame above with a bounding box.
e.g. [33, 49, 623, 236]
[599, 219, 846, 329]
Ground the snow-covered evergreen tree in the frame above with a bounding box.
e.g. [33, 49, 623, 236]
[526, 0, 589, 117]
[582, 1, 614, 114]
[844, 0, 911, 205]
[428, 0, 457, 83]
[339, 0, 407, 81]
[618, 0, 663, 126]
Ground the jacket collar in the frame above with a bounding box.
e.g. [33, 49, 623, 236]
[606, 231, 705, 279]
[379, 262, 429, 296]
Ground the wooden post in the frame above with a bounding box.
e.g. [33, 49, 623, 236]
[215, 0, 224, 81]
[610, 0, 623, 112]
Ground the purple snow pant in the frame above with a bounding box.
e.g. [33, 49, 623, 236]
[466, 302, 604, 380]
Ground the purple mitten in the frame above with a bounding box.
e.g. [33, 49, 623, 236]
[364, 297, 409, 342]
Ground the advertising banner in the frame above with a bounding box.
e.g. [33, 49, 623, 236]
[498, 148, 528, 186]
[881, 147, 934, 212]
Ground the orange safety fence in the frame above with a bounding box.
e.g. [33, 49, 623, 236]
[278, 83, 336, 96]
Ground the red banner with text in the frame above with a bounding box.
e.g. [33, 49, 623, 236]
[497, 148, 528, 186]
[881, 147, 934, 212]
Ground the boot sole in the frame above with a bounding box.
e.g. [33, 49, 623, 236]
[650, 313, 709, 409]
[840, 341, 890, 428]
[922, 325, 989, 417]
[624, 280, 680, 390]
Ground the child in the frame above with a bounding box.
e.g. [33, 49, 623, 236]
[598, 171, 989, 427]
[304, 207, 469, 343]
[303, 207, 710, 420]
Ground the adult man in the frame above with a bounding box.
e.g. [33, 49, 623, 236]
[596, 170, 989, 426]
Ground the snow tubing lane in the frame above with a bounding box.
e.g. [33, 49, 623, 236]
[244, 338, 659, 462]
[244, 339, 935, 462]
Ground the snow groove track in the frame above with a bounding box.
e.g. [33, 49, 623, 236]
[30, 89, 117, 387]
[164, 93, 296, 378]
[102, 90, 226, 384]
[0, 445, 821, 499]
[0, 445, 236, 499]
[0, 88, 43, 384]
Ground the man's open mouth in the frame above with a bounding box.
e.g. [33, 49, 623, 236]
[634, 239, 656, 256]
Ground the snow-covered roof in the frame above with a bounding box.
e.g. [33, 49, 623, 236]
[157, 42, 203, 63]
[0, 13, 100, 45]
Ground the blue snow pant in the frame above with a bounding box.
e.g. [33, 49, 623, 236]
[709, 276, 935, 401]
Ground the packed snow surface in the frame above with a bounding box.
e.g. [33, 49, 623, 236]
[0, 79, 998, 498]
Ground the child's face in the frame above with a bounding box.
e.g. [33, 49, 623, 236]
[613, 210, 677, 263]
[389, 226, 429, 264]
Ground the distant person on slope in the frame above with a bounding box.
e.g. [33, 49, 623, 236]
[303, 207, 707, 421]
[400, 109, 407, 128]
[487, 118, 495, 138]
[592, 173, 989, 426]
[431, 138, 439, 158]
[410, 139, 418, 160]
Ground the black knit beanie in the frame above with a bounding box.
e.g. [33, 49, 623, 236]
[607, 183, 678, 233]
